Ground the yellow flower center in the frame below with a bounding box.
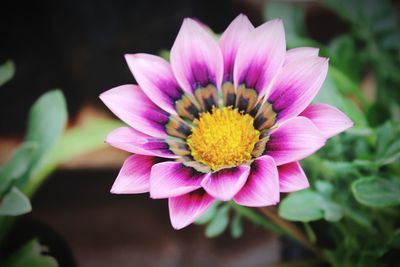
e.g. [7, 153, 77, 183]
[187, 107, 260, 171]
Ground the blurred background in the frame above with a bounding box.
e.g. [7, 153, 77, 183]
[0, 0, 399, 266]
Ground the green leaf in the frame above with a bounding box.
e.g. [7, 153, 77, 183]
[24, 118, 123, 197]
[321, 201, 342, 222]
[230, 203, 285, 235]
[25, 90, 67, 176]
[47, 118, 123, 165]
[314, 70, 368, 128]
[376, 121, 394, 156]
[342, 206, 372, 229]
[352, 177, 400, 207]
[230, 213, 243, 239]
[205, 205, 230, 238]
[375, 121, 400, 165]
[195, 201, 219, 225]
[279, 190, 343, 222]
[377, 140, 400, 166]
[0, 60, 15, 87]
[279, 190, 324, 222]
[2, 239, 58, 267]
[0, 187, 31, 216]
[329, 66, 367, 106]
[315, 181, 334, 197]
[264, 0, 309, 48]
[328, 35, 358, 79]
[0, 142, 37, 194]
[159, 50, 170, 61]
[388, 229, 400, 249]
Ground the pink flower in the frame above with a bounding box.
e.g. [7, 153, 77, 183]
[100, 14, 353, 229]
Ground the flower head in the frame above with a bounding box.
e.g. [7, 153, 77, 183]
[100, 14, 353, 229]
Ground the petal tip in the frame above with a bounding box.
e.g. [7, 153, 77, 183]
[236, 13, 251, 22]
[124, 53, 134, 59]
[182, 17, 197, 26]
[99, 89, 114, 106]
[124, 53, 140, 66]
[99, 91, 107, 101]
[110, 183, 121, 194]
[170, 219, 188, 230]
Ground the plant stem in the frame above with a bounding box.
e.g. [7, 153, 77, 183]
[258, 207, 324, 259]
[304, 223, 317, 244]
[229, 203, 286, 236]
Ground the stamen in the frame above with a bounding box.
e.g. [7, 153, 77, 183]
[187, 107, 260, 170]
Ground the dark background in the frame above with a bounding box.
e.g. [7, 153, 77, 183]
[0, 0, 260, 135]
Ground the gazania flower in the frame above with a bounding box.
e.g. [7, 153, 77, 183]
[100, 14, 353, 229]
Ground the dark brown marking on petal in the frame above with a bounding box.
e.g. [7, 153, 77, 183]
[176, 156, 192, 162]
[175, 93, 201, 121]
[235, 85, 258, 113]
[153, 157, 169, 164]
[251, 130, 270, 157]
[166, 137, 191, 156]
[254, 101, 277, 131]
[222, 82, 236, 107]
[194, 85, 218, 112]
[165, 115, 192, 139]
[249, 96, 265, 117]
[182, 160, 211, 173]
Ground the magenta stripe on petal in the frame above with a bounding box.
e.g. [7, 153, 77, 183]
[234, 156, 279, 207]
[150, 161, 205, 199]
[300, 104, 353, 139]
[100, 85, 170, 138]
[111, 154, 159, 194]
[106, 127, 179, 159]
[169, 189, 214, 229]
[201, 165, 250, 201]
[284, 47, 319, 65]
[171, 18, 223, 93]
[265, 117, 326, 165]
[233, 19, 286, 97]
[278, 162, 309, 193]
[219, 14, 254, 82]
[125, 53, 184, 114]
[267, 57, 328, 122]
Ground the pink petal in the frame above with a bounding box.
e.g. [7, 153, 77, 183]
[111, 154, 159, 194]
[265, 117, 326, 165]
[219, 14, 254, 82]
[106, 127, 179, 158]
[284, 47, 319, 65]
[100, 85, 169, 138]
[201, 165, 250, 201]
[267, 57, 329, 122]
[169, 189, 214, 229]
[278, 162, 309, 192]
[234, 156, 279, 207]
[170, 18, 223, 94]
[233, 19, 286, 97]
[125, 54, 184, 115]
[300, 104, 353, 139]
[150, 161, 206, 199]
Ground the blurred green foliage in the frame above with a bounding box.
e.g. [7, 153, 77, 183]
[1, 239, 58, 267]
[0, 64, 122, 266]
[0, 61, 15, 87]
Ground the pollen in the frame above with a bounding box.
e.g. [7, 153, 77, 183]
[187, 107, 260, 170]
